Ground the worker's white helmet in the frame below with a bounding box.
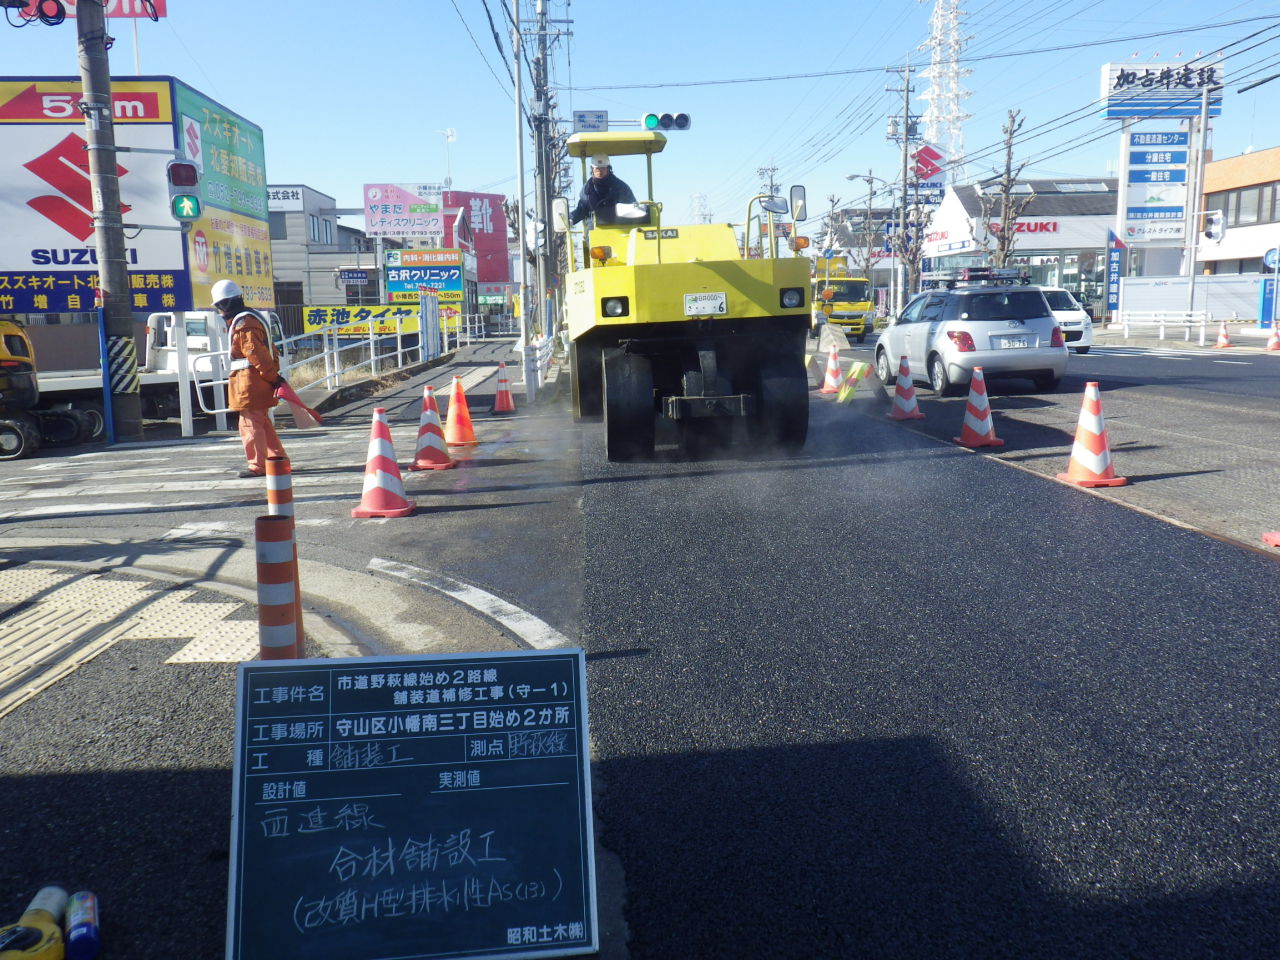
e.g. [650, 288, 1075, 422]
[590, 154, 610, 168]
[210, 279, 242, 306]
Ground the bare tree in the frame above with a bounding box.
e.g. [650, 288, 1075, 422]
[978, 109, 1036, 268]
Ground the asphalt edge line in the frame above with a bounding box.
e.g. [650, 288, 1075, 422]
[367, 557, 571, 650]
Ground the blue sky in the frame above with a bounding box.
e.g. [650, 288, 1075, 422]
[3, 0, 1278, 236]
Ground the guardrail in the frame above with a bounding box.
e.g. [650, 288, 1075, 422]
[1112, 310, 1240, 346]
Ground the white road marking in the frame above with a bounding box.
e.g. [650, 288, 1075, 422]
[367, 557, 571, 650]
[1211, 359, 1252, 365]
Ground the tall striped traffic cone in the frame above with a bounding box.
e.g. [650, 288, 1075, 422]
[1056, 381, 1127, 487]
[444, 376, 479, 446]
[1213, 320, 1233, 348]
[952, 366, 1004, 448]
[886, 355, 925, 420]
[409, 385, 455, 470]
[1266, 326, 1280, 352]
[352, 407, 417, 518]
[265, 456, 303, 657]
[820, 347, 842, 394]
[490, 361, 517, 414]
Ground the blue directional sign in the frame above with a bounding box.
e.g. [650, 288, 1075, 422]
[1129, 150, 1188, 166]
[1265, 248, 1279, 271]
[1129, 168, 1187, 184]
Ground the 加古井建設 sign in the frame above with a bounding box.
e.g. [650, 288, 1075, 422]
[228, 650, 598, 960]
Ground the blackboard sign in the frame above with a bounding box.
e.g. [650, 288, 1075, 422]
[226, 651, 597, 960]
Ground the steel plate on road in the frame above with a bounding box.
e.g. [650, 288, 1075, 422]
[684, 292, 727, 316]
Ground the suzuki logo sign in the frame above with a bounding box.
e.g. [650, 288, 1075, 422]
[912, 144, 944, 182]
[23, 133, 130, 241]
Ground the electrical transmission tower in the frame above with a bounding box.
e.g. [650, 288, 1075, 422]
[917, 0, 971, 182]
[690, 193, 710, 224]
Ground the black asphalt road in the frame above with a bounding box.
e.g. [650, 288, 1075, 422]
[581, 396, 1280, 959]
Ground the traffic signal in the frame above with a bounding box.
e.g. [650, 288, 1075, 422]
[166, 160, 201, 222]
[1202, 210, 1225, 243]
[642, 112, 691, 131]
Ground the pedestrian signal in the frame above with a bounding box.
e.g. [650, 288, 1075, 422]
[166, 160, 201, 222]
[1202, 210, 1225, 243]
[642, 112, 691, 131]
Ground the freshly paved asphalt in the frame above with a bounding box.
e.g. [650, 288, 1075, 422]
[2, 328, 1279, 958]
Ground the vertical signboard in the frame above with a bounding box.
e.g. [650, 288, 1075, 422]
[1107, 230, 1125, 312]
[445, 191, 510, 282]
[365, 183, 444, 239]
[228, 651, 598, 960]
[174, 80, 272, 309]
[1123, 131, 1190, 242]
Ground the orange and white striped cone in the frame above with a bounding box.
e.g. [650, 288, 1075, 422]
[444, 375, 479, 446]
[1266, 327, 1280, 352]
[254, 515, 302, 660]
[409, 385, 456, 471]
[886, 355, 925, 421]
[1056, 381, 1127, 487]
[265, 456, 304, 657]
[952, 366, 1004, 448]
[352, 407, 417, 518]
[1213, 320, 1233, 348]
[490, 361, 517, 414]
[820, 347, 842, 394]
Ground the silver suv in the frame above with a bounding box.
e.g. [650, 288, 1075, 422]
[874, 275, 1067, 396]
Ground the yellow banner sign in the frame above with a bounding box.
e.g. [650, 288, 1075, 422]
[301, 304, 421, 336]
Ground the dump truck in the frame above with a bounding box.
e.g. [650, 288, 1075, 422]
[811, 257, 874, 342]
[553, 131, 811, 461]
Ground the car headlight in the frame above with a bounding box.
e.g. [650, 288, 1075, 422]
[780, 288, 803, 309]
[601, 296, 629, 318]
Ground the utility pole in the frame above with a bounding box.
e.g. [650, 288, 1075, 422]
[886, 62, 917, 315]
[532, 0, 550, 350]
[513, 0, 536, 400]
[1184, 83, 1221, 315]
[77, 0, 142, 442]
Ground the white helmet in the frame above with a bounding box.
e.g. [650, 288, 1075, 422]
[589, 154, 610, 169]
[210, 278, 242, 306]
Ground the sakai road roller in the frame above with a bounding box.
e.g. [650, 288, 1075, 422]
[553, 131, 811, 461]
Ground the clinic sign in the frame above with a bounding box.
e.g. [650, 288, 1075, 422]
[365, 183, 444, 239]
[1101, 62, 1224, 118]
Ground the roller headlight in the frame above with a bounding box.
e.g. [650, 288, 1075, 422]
[780, 287, 804, 309]
[602, 296, 629, 318]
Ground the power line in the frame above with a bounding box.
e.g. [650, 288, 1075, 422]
[450, 0, 514, 100]
[559, 15, 1279, 91]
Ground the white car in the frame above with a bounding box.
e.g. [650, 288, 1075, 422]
[874, 283, 1068, 395]
[1040, 286, 1093, 354]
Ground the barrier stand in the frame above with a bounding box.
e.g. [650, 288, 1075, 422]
[266, 456, 304, 658]
[254, 515, 301, 660]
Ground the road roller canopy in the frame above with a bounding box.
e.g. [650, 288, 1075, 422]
[566, 132, 667, 157]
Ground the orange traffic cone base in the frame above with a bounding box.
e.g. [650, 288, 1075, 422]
[1055, 470, 1127, 488]
[1262, 532, 1280, 547]
[352, 500, 416, 518]
[409, 458, 456, 471]
[953, 434, 1004, 448]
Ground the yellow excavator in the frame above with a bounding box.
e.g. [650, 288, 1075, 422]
[0, 319, 90, 460]
[553, 131, 811, 461]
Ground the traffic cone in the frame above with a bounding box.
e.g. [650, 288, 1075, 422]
[444, 376, 479, 446]
[351, 407, 417, 518]
[886, 355, 925, 420]
[820, 347, 842, 394]
[837, 361, 872, 404]
[952, 366, 1004, 448]
[490, 362, 517, 414]
[1266, 326, 1280, 351]
[1264, 530, 1280, 547]
[1213, 320, 1233, 348]
[1056, 381, 1127, 487]
[408, 385, 456, 471]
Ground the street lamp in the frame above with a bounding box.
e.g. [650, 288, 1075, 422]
[437, 128, 456, 190]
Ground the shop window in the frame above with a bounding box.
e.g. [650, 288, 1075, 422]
[1236, 187, 1260, 226]
[268, 211, 288, 239]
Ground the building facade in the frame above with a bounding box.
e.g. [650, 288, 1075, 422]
[1200, 146, 1280, 275]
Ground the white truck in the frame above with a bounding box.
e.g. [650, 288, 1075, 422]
[29, 309, 288, 445]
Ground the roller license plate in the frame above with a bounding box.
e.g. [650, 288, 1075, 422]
[684, 292, 727, 316]
[999, 336, 1029, 349]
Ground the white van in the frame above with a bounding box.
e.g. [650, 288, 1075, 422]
[1040, 287, 1093, 355]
